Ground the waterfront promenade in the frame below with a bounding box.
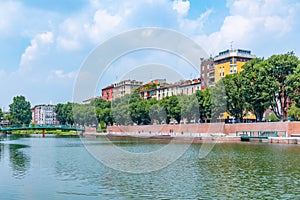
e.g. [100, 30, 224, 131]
[103, 122, 300, 144]
[107, 122, 300, 136]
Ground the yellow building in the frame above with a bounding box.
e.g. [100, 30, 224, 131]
[214, 49, 256, 83]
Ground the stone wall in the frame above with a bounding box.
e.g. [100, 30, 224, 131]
[107, 122, 300, 137]
[85, 127, 97, 133]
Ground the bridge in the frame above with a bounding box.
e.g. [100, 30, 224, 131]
[236, 130, 287, 141]
[0, 124, 85, 132]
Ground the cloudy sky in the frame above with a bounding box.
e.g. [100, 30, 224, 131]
[0, 0, 299, 110]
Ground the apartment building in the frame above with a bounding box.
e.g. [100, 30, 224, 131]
[32, 104, 57, 125]
[214, 49, 256, 83]
[113, 80, 143, 100]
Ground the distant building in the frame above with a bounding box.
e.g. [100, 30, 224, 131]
[32, 105, 57, 125]
[180, 79, 201, 96]
[156, 79, 201, 100]
[214, 49, 256, 83]
[113, 80, 143, 100]
[156, 83, 180, 100]
[200, 57, 215, 90]
[82, 97, 101, 104]
[135, 79, 166, 100]
[102, 84, 114, 101]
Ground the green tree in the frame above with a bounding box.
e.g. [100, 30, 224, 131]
[179, 94, 199, 123]
[0, 108, 3, 121]
[287, 103, 300, 121]
[149, 103, 166, 124]
[265, 113, 280, 122]
[129, 94, 151, 125]
[55, 102, 74, 125]
[92, 98, 113, 126]
[9, 96, 32, 124]
[209, 82, 227, 122]
[287, 64, 300, 107]
[241, 58, 272, 121]
[222, 74, 247, 122]
[112, 94, 132, 125]
[196, 89, 211, 122]
[265, 52, 299, 121]
[55, 104, 66, 124]
[159, 95, 181, 124]
[73, 104, 98, 126]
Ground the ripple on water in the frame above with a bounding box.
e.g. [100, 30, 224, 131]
[0, 137, 300, 199]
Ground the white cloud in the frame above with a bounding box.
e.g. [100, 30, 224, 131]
[20, 32, 54, 70]
[197, 0, 300, 55]
[173, 0, 190, 16]
[178, 9, 212, 35]
[53, 70, 77, 79]
[0, 1, 21, 34]
[57, 8, 122, 51]
[86, 9, 122, 43]
[56, 16, 86, 51]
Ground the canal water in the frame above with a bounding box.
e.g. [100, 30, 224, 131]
[0, 135, 299, 199]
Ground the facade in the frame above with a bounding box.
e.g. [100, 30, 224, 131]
[101, 84, 114, 101]
[113, 80, 143, 100]
[82, 97, 101, 104]
[200, 57, 215, 90]
[156, 83, 180, 100]
[180, 79, 201, 96]
[156, 79, 201, 100]
[214, 49, 256, 83]
[135, 79, 166, 100]
[32, 105, 57, 125]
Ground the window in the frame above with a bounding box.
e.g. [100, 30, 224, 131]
[220, 67, 225, 77]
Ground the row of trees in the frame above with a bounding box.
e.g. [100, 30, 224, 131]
[54, 52, 300, 126]
[2, 52, 299, 126]
[55, 91, 212, 127]
[221, 52, 300, 122]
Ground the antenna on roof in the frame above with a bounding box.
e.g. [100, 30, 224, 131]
[230, 41, 234, 50]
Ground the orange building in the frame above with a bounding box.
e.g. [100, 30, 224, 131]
[102, 84, 114, 101]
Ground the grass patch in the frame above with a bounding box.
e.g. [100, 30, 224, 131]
[12, 129, 78, 135]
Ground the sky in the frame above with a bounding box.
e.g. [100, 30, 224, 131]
[0, 0, 300, 110]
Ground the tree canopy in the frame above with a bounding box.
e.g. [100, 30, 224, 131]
[55, 102, 74, 125]
[9, 96, 32, 124]
[51, 52, 300, 126]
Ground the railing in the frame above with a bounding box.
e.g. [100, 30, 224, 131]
[0, 124, 85, 131]
[236, 130, 287, 138]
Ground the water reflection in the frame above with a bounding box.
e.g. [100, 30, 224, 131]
[0, 137, 299, 199]
[91, 142, 300, 199]
[0, 142, 3, 162]
[9, 143, 30, 179]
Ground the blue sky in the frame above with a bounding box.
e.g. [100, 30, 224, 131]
[0, 0, 300, 110]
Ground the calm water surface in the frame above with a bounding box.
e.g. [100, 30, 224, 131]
[0, 135, 299, 200]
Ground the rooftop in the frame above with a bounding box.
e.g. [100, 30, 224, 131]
[214, 49, 256, 61]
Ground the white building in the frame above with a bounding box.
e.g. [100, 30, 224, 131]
[32, 105, 57, 125]
[113, 80, 143, 100]
[156, 79, 201, 100]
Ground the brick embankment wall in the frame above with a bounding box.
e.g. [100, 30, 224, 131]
[224, 122, 289, 136]
[224, 122, 300, 137]
[107, 123, 225, 135]
[84, 127, 97, 133]
[107, 122, 300, 137]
